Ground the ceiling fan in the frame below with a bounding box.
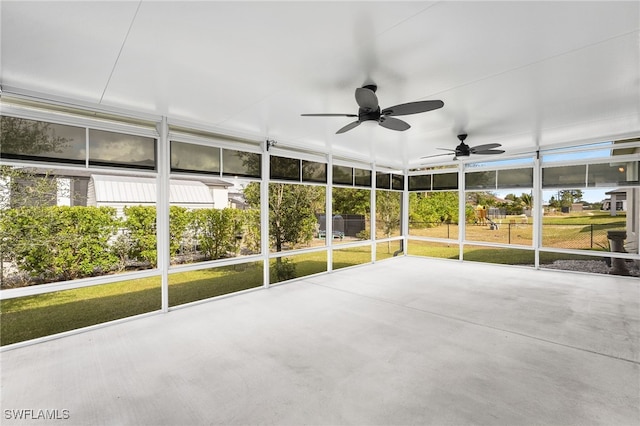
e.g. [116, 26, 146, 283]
[422, 134, 505, 160]
[301, 84, 444, 134]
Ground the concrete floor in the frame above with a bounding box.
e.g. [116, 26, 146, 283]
[1, 257, 639, 426]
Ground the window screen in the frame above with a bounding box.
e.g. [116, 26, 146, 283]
[223, 149, 261, 178]
[270, 156, 300, 181]
[1, 116, 86, 165]
[542, 165, 586, 188]
[90, 129, 156, 170]
[171, 141, 220, 174]
[392, 174, 404, 191]
[302, 160, 327, 183]
[497, 168, 533, 189]
[432, 172, 458, 190]
[354, 168, 372, 187]
[465, 171, 496, 190]
[333, 165, 353, 185]
[587, 162, 639, 187]
[408, 174, 431, 191]
[376, 172, 391, 189]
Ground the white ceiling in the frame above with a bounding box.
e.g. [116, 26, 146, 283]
[1, 1, 639, 169]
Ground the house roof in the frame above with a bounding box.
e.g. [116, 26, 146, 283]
[90, 174, 216, 205]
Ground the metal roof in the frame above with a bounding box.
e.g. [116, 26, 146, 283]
[90, 174, 215, 205]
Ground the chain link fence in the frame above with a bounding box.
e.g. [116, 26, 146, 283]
[542, 223, 626, 250]
[410, 220, 627, 250]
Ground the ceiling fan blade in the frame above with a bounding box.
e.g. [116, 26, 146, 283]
[381, 100, 444, 116]
[379, 116, 410, 131]
[473, 149, 505, 155]
[469, 143, 502, 152]
[420, 152, 454, 159]
[336, 120, 362, 134]
[355, 87, 379, 111]
[301, 113, 358, 117]
[436, 147, 456, 152]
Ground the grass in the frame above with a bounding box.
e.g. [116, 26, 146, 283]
[1, 277, 162, 346]
[1, 250, 364, 346]
[2, 263, 270, 346]
[411, 211, 626, 249]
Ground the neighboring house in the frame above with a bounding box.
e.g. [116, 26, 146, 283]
[228, 191, 249, 210]
[87, 175, 232, 216]
[5, 172, 235, 213]
[603, 188, 639, 262]
[602, 190, 627, 213]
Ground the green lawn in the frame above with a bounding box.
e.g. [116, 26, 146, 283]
[1, 277, 162, 346]
[1, 250, 373, 346]
[411, 211, 626, 250]
[1, 263, 269, 346]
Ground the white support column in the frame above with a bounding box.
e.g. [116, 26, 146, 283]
[371, 165, 377, 263]
[326, 155, 333, 272]
[458, 162, 465, 261]
[261, 141, 270, 288]
[533, 151, 542, 269]
[610, 193, 618, 217]
[402, 169, 409, 256]
[156, 117, 170, 312]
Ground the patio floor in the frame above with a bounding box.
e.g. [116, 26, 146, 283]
[1, 257, 638, 425]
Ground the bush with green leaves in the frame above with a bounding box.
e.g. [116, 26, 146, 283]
[123, 205, 191, 267]
[241, 208, 261, 254]
[2, 206, 120, 281]
[272, 257, 296, 281]
[123, 206, 157, 267]
[410, 192, 460, 226]
[193, 208, 243, 260]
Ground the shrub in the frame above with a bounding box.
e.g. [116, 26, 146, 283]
[273, 257, 296, 281]
[241, 209, 261, 254]
[2, 206, 120, 281]
[123, 206, 157, 267]
[193, 208, 244, 260]
[356, 229, 370, 240]
[169, 206, 190, 256]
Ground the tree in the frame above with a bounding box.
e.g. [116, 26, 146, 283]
[244, 182, 321, 252]
[549, 190, 583, 211]
[1, 167, 68, 286]
[376, 190, 400, 236]
[333, 188, 370, 216]
[520, 193, 532, 209]
[410, 191, 461, 225]
[0, 166, 60, 208]
[243, 182, 322, 280]
[468, 191, 498, 207]
[558, 190, 583, 208]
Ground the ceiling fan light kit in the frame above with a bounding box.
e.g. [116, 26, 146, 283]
[301, 84, 444, 134]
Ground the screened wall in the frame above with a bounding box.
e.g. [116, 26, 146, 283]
[1, 101, 638, 347]
[408, 141, 640, 274]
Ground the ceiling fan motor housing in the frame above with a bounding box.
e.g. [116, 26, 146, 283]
[456, 142, 471, 157]
[359, 107, 381, 122]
